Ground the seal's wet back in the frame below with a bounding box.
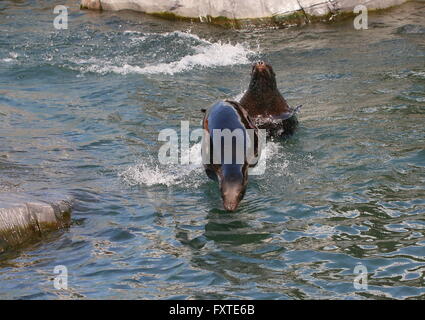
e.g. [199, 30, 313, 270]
[202, 100, 259, 211]
[240, 61, 300, 137]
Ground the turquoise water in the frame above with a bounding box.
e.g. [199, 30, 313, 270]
[0, 0, 424, 299]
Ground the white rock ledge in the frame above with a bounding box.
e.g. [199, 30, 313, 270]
[80, 0, 409, 25]
[0, 193, 73, 251]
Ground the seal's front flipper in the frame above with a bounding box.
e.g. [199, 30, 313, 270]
[272, 111, 294, 121]
[272, 105, 302, 120]
[292, 105, 302, 113]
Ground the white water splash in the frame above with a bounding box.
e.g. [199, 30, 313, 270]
[233, 91, 246, 101]
[2, 52, 18, 63]
[138, 42, 252, 75]
[76, 31, 254, 75]
[124, 30, 210, 44]
[119, 161, 201, 187]
[119, 143, 204, 188]
[261, 141, 290, 176]
[119, 140, 290, 188]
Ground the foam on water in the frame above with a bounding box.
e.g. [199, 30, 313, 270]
[258, 141, 291, 176]
[119, 160, 203, 187]
[1, 52, 19, 63]
[119, 143, 204, 188]
[76, 31, 254, 75]
[410, 70, 425, 80]
[137, 42, 252, 75]
[233, 91, 246, 101]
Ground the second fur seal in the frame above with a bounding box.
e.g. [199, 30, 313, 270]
[240, 61, 301, 138]
[202, 100, 260, 211]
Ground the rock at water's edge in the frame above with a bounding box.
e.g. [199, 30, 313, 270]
[0, 193, 72, 252]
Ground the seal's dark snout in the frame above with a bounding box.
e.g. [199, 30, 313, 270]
[221, 174, 245, 212]
[253, 61, 273, 78]
[222, 186, 242, 212]
[252, 61, 265, 73]
[255, 61, 266, 70]
[224, 201, 239, 212]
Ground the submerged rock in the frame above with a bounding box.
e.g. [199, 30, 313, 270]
[0, 193, 72, 252]
[395, 24, 425, 34]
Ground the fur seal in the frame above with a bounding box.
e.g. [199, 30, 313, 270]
[240, 61, 300, 138]
[202, 100, 259, 211]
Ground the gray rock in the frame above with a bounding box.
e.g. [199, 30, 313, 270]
[80, 0, 409, 25]
[0, 193, 72, 252]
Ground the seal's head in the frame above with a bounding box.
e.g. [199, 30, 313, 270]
[249, 61, 277, 91]
[219, 165, 248, 212]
